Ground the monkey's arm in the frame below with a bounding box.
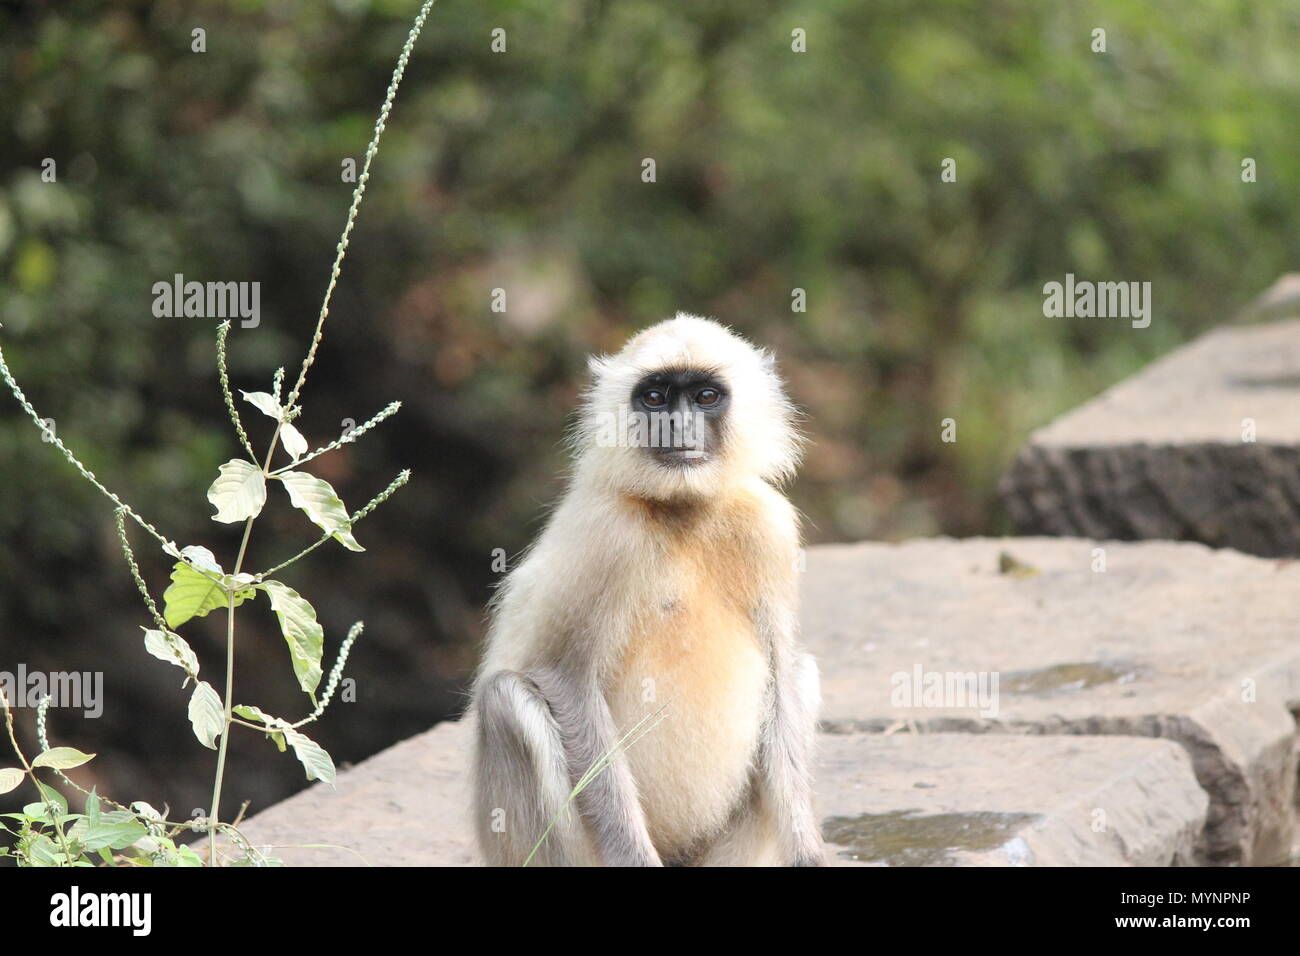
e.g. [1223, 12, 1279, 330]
[528, 666, 664, 867]
[474, 666, 662, 866]
[758, 610, 824, 866]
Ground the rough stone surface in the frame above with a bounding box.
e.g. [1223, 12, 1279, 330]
[800, 537, 1300, 865]
[817, 733, 1206, 866]
[241, 720, 1207, 867]
[999, 318, 1300, 557]
[239, 720, 475, 867]
[240, 538, 1300, 867]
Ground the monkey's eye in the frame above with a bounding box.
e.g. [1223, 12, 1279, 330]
[695, 388, 720, 406]
[642, 390, 667, 408]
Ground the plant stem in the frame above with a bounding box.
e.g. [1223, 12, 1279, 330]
[207, 422, 285, 866]
[207, 592, 237, 867]
[0, 344, 172, 549]
[283, 0, 437, 413]
[1, 690, 76, 866]
[216, 320, 257, 461]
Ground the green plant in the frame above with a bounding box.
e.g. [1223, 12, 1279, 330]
[0, 0, 436, 867]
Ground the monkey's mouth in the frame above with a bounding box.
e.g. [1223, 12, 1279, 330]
[652, 447, 709, 467]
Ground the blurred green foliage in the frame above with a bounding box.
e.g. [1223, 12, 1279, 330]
[2, 0, 1299, 815]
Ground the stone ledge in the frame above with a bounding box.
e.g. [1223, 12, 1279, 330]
[240, 537, 1299, 866]
[240, 721, 475, 867]
[240, 721, 1207, 867]
[999, 318, 1300, 557]
[817, 733, 1206, 866]
[800, 537, 1300, 864]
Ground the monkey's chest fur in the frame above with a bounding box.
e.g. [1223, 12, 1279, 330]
[606, 515, 774, 862]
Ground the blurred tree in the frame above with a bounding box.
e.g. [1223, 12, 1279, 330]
[2, 0, 1298, 819]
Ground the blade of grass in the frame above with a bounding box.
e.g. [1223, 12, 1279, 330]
[522, 705, 669, 867]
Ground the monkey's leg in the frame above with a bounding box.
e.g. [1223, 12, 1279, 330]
[473, 669, 593, 866]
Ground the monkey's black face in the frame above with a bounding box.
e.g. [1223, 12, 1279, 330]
[630, 368, 729, 467]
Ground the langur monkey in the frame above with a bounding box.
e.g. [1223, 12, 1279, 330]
[471, 314, 822, 866]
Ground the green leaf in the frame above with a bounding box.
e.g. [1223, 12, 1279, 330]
[82, 812, 148, 852]
[24, 784, 68, 823]
[37, 782, 68, 813]
[180, 545, 222, 575]
[162, 562, 255, 629]
[27, 835, 63, 866]
[259, 581, 324, 698]
[232, 703, 276, 724]
[187, 681, 225, 750]
[284, 727, 335, 785]
[174, 845, 205, 867]
[241, 390, 282, 421]
[280, 422, 308, 461]
[130, 801, 163, 824]
[206, 459, 267, 523]
[132, 835, 160, 854]
[0, 768, 25, 794]
[142, 628, 200, 678]
[233, 704, 288, 751]
[275, 471, 364, 552]
[81, 791, 102, 842]
[32, 748, 95, 771]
